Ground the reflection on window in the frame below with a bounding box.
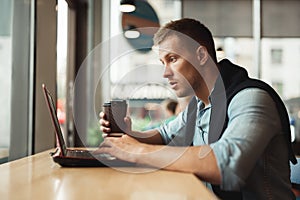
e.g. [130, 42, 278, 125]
[109, 0, 181, 131]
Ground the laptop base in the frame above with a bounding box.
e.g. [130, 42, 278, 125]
[52, 155, 136, 167]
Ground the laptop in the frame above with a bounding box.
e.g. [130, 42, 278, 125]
[42, 83, 135, 167]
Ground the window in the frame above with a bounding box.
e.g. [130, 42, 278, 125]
[261, 39, 300, 100]
[214, 38, 255, 77]
[108, 0, 182, 132]
[0, 0, 12, 163]
[182, 0, 300, 147]
[56, 0, 68, 145]
[271, 48, 283, 64]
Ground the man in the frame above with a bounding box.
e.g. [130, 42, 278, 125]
[96, 18, 296, 199]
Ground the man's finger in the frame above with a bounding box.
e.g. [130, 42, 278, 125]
[99, 111, 105, 118]
[99, 118, 110, 126]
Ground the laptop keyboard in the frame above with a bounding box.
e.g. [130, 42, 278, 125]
[66, 150, 116, 160]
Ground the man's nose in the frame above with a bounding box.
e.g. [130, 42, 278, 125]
[163, 65, 172, 78]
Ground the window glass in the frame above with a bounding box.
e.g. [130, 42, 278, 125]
[214, 38, 256, 77]
[261, 39, 300, 99]
[57, 0, 300, 150]
[109, 0, 182, 131]
[56, 0, 68, 144]
[261, 38, 300, 142]
[0, 0, 12, 163]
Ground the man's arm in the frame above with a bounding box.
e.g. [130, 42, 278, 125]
[98, 108, 221, 184]
[95, 135, 221, 185]
[140, 142, 222, 184]
[130, 129, 164, 144]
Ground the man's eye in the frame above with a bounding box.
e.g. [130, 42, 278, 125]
[169, 56, 177, 63]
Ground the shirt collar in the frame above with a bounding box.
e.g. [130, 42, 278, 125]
[195, 96, 211, 110]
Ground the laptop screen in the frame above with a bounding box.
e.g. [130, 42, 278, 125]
[42, 84, 67, 156]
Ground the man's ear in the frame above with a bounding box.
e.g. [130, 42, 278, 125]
[196, 46, 209, 65]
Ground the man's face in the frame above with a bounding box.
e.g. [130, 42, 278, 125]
[158, 35, 202, 98]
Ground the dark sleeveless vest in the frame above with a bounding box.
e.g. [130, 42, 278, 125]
[185, 59, 297, 199]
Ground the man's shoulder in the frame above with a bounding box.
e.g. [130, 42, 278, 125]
[230, 87, 273, 106]
[227, 77, 280, 104]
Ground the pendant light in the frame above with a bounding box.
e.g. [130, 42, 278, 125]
[120, 0, 136, 13]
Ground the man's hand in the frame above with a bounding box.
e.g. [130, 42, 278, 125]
[99, 111, 111, 133]
[94, 134, 147, 163]
[99, 111, 132, 137]
[93, 134, 221, 184]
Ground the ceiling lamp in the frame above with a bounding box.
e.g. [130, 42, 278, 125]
[124, 25, 140, 39]
[120, 0, 136, 13]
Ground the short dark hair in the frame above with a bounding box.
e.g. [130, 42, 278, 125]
[153, 18, 217, 62]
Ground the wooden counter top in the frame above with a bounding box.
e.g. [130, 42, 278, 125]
[0, 150, 218, 200]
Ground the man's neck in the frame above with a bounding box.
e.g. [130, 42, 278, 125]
[195, 61, 219, 106]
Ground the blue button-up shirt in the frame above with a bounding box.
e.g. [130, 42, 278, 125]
[157, 88, 294, 199]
